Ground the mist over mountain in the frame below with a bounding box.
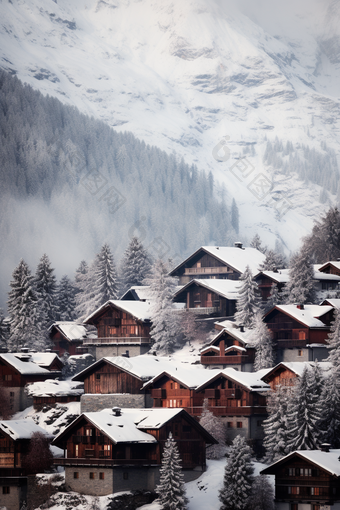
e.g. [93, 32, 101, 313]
[1, 0, 340, 303]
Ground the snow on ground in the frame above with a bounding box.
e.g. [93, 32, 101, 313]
[13, 401, 80, 436]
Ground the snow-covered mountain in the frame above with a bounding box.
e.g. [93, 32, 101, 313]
[1, 0, 340, 251]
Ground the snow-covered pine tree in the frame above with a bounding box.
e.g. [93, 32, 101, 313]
[248, 475, 275, 510]
[120, 236, 152, 294]
[199, 399, 226, 459]
[286, 367, 322, 451]
[250, 233, 266, 254]
[34, 254, 57, 329]
[145, 259, 180, 354]
[283, 251, 315, 304]
[259, 249, 287, 271]
[0, 308, 10, 351]
[307, 360, 323, 398]
[56, 275, 77, 321]
[319, 368, 340, 448]
[92, 243, 118, 306]
[231, 198, 239, 234]
[234, 266, 261, 328]
[263, 386, 289, 463]
[326, 307, 340, 368]
[264, 283, 282, 312]
[7, 259, 40, 351]
[219, 435, 254, 510]
[155, 432, 188, 510]
[302, 207, 340, 262]
[252, 313, 275, 370]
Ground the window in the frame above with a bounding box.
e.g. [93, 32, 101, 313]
[257, 420, 263, 427]
[298, 350, 303, 357]
[302, 468, 312, 476]
[10, 392, 14, 397]
[288, 487, 299, 495]
[289, 468, 294, 476]
[3, 487, 10, 494]
[313, 506, 320, 510]
[298, 331, 306, 340]
[3, 374, 12, 381]
[73, 472, 79, 479]
[311, 488, 320, 496]
[183, 425, 191, 432]
[227, 422, 233, 428]
[99, 472, 105, 480]
[96, 374, 101, 380]
[237, 422, 242, 428]
[123, 472, 129, 480]
[89, 472, 95, 479]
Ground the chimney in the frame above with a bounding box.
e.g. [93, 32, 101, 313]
[297, 304, 304, 310]
[273, 267, 278, 273]
[321, 443, 331, 452]
[234, 242, 243, 249]
[239, 325, 245, 333]
[112, 407, 121, 417]
[20, 354, 31, 362]
[20, 347, 29, 353]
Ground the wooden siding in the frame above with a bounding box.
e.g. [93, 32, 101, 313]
[262, 367, 298, 390]
[92, 307, 151, 340]
[83, 362, 143, 394]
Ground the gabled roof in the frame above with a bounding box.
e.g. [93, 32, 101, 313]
[142, 365, 217, 390]
[261, 361, 332, 382]
[72, 355, 195, 383]
[49, 322, 89, 342]
[84, 300, 152, 324]
[318, 261, 340, 272]
[0, 353, 51, 375]
[173, 279, 240, 300]
[26, 378, 84, 398]
[195, 367, 271, 393]
[24, 352, 61, 368]
[264, 305, 333, 328]
[211, 320, 256, 346]
[261, 449, 340, 476]
[0, 419, 52, 440]
[120, 286, 152, 301]
[255, 269, 289, 284]
[53, 408, 217, 446]
[169, 246, 266, 277]
[321, 298, 340, 309]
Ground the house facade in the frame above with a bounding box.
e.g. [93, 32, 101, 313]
[261, 447, 340, 510]
[52, 408, 217, 496]
[261, 361, 331, 391]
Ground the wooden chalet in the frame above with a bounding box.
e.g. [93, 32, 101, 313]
[173, 279, 239, 318]
[82, 301, 152, 360]
[169, 243, 266, 285]
[52, 407, 217, 496]
[254, 270, 289, 301]
[25, 379, 84, 411]
[0, 354, 60, 413]
[264, 305, 333, 363]
[261, 447, 340, 509]
[49, 322, 89, 356]
[200, 321, 255, 371]
[261, 361, 332, 391]
[318, 261, 340, 277]
[0, 419, 52, 510]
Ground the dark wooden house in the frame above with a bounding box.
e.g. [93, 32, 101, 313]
[169, 244, 266, 285]
[49, 322, 88, 356]
[83, 301, 152, 360]
[52, 407, 217, 496]
[318, 261, 340, 277]
[261, 361, 331, 391]
[254, 270, 289, 301]
[261, 447, 340, 509]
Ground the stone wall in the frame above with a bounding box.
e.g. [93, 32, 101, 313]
[0, 479, 26, 510]
[3, 387, 33, 414]
[80, 394, 147, 413]
[66, 467, 113, 496]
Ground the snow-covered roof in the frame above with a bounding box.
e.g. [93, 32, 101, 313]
[73, 355, 201, 382]
[174, 279, 240, 300]
[26, 379, 84, 397]
[262, 449, 340, 476]
[271, 305, 333, 328]
[84, 300, 152, 324]
[255, 269, 289, 283]
[0, 418, 52, 440]
[120, 286, 152, 301]
[142, 365, 218, 390]
[314, 272, 340, 281]
[195, 367, 271, 392]
[170, 246, 266, 276]
[212, 320, 256, 346]
[200, 345, 220, 354]
[225, 345, 247, 353]
[0, 354, 51, 375]
[319, 261, 340, 271]
[49, 322, 88, 341]
[26, 352, 61, 368]
[262, 361, 332, 379]
[321, 298, 340, 309]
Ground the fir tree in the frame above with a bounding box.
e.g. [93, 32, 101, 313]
[263, 386, 289, 462]
[34, 253, 57, 328]
[219, 435, 254, 510]
[248, 476, 275, 510]
[326, 307, 340, 368]
[264, 283, 282, 312]
[287, 367, 322, 451]
[250, 233, 266, 254]
[199, 399, 226, 459]
[56, 275, 77, 321]
[120, 236, 152, 294]
[156, 432, 188, 510]
[259, 249, 287, 271]
[7, 259, 40, 351]
[283, 251, 315, 304]
[302, 207, 340, 262]
[231, 198, 239, 234]
[145, 259, 180, 354]
[319, 369, 340, 448]
[252, 313, 275, 370]
[93, 243, 118, 306]
[234, 266, 261, 328]
[0, 308, 10, 351]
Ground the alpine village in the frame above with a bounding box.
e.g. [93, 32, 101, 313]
[3, 208, 340, 510]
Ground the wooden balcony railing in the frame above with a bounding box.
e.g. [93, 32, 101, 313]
[54, 458, 159, 467]
[184, 406, 267, 417]
[83, 337, 151, 345]
[184, 267, 231, 275]
[201, 355, 252, 365]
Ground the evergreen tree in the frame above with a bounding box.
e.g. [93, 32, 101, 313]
[120, 236, 152, 294]
[234, 266, 261, 328]
[56, 275, 77, 321]
[156, 432, 188, 510]
[326, 307, 340, 368]
[248, 475, 275, 510]
[259, 249, 287, 271]
[252, 313, 275, 370]
[250, 234, 266, 254]
[199, 399, 226, 459]
[34, 254, 57, 328]
[145, 259, 180, 354]
[263, 386, 290, 462]
[93, 243, 118, 306]
[319, 369, 340, 448]
[302, 207, 340, 262]
[264, 283, 282, 312]
[0, 308, 10, 351]
[219, 435, 254, 510]
[287, 367, 322, 451]
[283, 251, 315, 304]
[231, 198, 239, 234]
[7, 259, 40, 351]
[74, 260, 98, 321]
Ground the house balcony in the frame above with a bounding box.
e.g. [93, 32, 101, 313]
[82, 337, 151, 345]
[276, 339, 309, 349]
[200, 355, 252, 365]
[184, 406, 267, 417]
[54, 458, 160, 467]
[184, 267, 231, 275]
[174, 307, 220, 315]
